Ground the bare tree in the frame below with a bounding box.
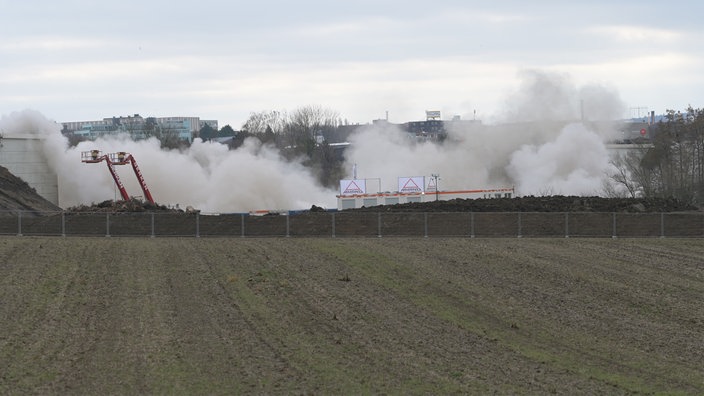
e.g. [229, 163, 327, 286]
[240, 106, 345, 188]
[609, 146, 653, 198]
[241, 110, 287, 136]
[627, 107, 704, 204]
[685, 106, 704, 201]
[143, 120, 185, 149]
[284, 105, 340, 154]
[155, 125, 184, 149]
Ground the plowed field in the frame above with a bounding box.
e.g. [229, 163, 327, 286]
[0, 237, 702, 394]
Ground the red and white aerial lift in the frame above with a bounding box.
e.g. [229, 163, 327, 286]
[81, 150, 155, 204]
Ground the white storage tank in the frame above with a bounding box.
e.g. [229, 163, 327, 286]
[0, 134, 59, 206]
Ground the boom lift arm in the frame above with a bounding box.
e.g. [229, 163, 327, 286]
[81, 150, 155, 204]
[109, 152, 155, 204]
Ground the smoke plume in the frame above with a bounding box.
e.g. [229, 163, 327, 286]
[0, 109, 336, 212]
[1, 70, 628, 211]
[343, 70, 626, 196]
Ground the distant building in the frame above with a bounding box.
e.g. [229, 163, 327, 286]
[61, 114, 218, 143]
[400, 112, 482, 141]
[403, 119, 446, 141]
[200, 119, 219, 130]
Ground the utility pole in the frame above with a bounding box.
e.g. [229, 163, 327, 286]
[431, 173, 439, 201]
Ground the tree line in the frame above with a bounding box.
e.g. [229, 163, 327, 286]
[203, 105, 348, 188]
[611, 106, 704, 205]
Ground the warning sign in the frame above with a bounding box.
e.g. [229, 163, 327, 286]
[340, 179, 366, 195]
[426, 177, 437, 192]
[398, 177, 424, 193]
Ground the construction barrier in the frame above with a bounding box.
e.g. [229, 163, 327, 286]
[0, 211, 702, 238]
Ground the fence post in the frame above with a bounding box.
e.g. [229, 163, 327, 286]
[378, 212, 382, 238]
[106, 213, 111, 237]
[196, 212, 200, 238]
[17, 211, 22, 237]
[151, 213, 155, 238]
[424, 212, 428, 238]
[331, 212, 336, 238]
[660, 212, 665, 238]
[565, 212, 569, 238]
[517, 212, 522, 238]
[470, 212, 475, 238]
[612, 212, 617, 239]
[62, 212, 66, 237]
[286, 214, 290, 237]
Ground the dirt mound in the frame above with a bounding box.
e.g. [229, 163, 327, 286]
[66, 198, 181, 213]
[0, 165, 62, 214]
[351, 195, 699, 213]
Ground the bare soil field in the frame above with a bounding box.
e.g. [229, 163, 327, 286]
[0, 236, 702, 394]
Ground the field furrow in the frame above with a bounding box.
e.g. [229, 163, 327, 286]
[0, 237, 702, 394]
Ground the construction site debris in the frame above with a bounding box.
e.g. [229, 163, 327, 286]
[65, 198, 180, 213]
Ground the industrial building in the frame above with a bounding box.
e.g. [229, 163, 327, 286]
[0, 134, 59, 206]
[336, 188, 515, 210]
[61, 114, 218, 143]
[337, 176, 514, 210]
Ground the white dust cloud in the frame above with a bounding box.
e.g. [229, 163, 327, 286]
[2, 70, 629, 210]
[343, 70, 627, 196]
[0, 109, 336, 212]
[506, 123, 612, 195]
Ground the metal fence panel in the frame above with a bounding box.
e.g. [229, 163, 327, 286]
[64, 213, 109, 236]
[199, 213, 245, 237]
[0, 215, 18, 235]
[241, 214, 288, 237]
[108, 213, 154, 236]
[473, 213, 519, 237]
[0, 210, 702, 238]
[380, 213, 425, 236]
[567, 213, 613, 237]
[662, 213, 703, 237]
[426, 212, 472, 237]
[288, 213, 334, 237]
[17, 213, 64, 236]
[616, 213, 661, 237]
[333, 212, 380, 237]
[154, 213, 197, 237]
[520, 213, 566, 237]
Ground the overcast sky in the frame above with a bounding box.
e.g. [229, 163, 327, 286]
[1, 0, 703, 128]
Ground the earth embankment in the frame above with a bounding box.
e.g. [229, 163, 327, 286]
[0, 166, 61, 214]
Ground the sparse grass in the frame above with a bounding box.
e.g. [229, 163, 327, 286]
[311, 238, 704, 394]
[0, 237, 702, 394]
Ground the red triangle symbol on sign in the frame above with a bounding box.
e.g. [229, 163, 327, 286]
[343, 180, 364, 193]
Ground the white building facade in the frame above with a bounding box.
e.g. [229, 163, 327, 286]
[0, 134, 59, 206]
